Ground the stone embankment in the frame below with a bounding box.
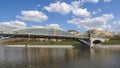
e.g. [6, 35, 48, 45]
[93, 45, 120, 49]
[4, 45, 74, 48]
[2, 44, 120, 49]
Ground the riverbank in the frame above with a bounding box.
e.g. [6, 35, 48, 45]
[0, 40, 80, 45]
[1, 44, 90, 48]
[3, 45, 74, 48]
[1, 44, 120, 49]
[93, 45, 120, 49]
[102, 40, 120, 45]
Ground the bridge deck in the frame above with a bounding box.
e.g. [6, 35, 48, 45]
[0, 33, 89, 39]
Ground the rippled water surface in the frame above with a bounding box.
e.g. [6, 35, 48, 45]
[0, 45, 120, 68]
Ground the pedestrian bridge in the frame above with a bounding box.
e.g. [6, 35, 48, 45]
[0, 32, 106, 48]
[0, 27, 106, 48]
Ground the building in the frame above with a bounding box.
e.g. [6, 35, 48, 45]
[87, 29, 105, 36]
[68, 30, 80, 37]
[105, 31, 113, 38]
[86, 29, 113, 38]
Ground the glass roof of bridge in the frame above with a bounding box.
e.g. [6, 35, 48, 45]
[16, 27, 74, 37]
[0, 26, 13, 34]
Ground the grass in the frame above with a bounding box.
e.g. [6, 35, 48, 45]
[1, 38, 120, 45]
[0, 40, 80, 45]
[103, 40, 120, 45]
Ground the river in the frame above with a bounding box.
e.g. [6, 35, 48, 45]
[0, 45, 120, 68]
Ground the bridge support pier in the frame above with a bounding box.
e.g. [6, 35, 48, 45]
[90, 41, 94, 48]
[89, 33, 93, 48]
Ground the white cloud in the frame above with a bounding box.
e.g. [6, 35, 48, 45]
[0, 20, 26, 29]
[68, 14, 114, 30]
[85, 0, 99, 3]
[31, 25, 44, 28]
[44, 0, 99, 16]
[46, 24, 66, 30]
[17, 10, 48, 22]
[31, 24, 65, 30]
[44, 2, 71, 15]
[71, 0, 82, 9]
[31, 24, 60, 28]
[113, 21, 120, 32]
[71, 0, 99, 3]
[72, 8, 91, 17]
[92, 9, 102, 15]
[113, 21, 120, 25]
[104, 0, 112, 2]
[46, 24, 60, 28]
[71, 1, 91, 17]
[44, 1, 91, 17]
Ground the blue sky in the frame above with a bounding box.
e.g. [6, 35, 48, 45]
[0, 0, 120, 32]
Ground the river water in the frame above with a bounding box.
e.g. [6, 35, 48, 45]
[0, 45, 120, 68]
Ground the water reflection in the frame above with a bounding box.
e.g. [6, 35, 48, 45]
[0, 46, 120, 68]
[90, 49, 120, 68]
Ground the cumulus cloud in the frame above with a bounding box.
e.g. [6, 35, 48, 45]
[86, 0, 99, 3]
[44, 2, 71, 15]
[46, 23, 66, 30]
[71, 1, 91, 17]
[46, 24, 60, 28]
[72, 8, 91, 17]
[113, 21, 120, 25]
[17, 10, 48, 22]
[92, 9, 102, 15]
[44, 1, 91, 17]
[31, 24, 60, 28]
[44, 0, 100, 15]
[113, 21, 120, 32]
[68, 14, 114, 30]
[31, 25, 44, 28]
[71, 0, 82, 9]
[104, 0, 112, 2]
[31, 24, 64, 30]
[0, 20, 26, 29]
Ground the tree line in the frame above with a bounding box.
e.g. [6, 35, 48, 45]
[110, 35, 120, 40]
